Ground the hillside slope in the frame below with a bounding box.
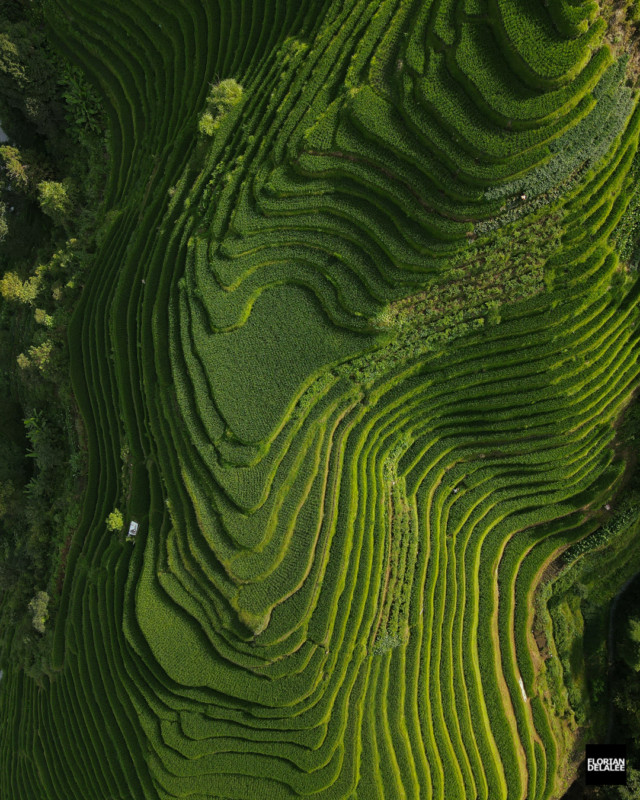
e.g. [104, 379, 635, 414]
[2, 1, 640, 798]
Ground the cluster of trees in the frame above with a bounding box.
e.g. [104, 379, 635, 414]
[586, 581, 640, 798]
[620, 613, 640, 672]
[0, 10, 66, 143]
[0, 145, 71, 234]
[0, 0, 106, 247]
[601, 578, 640, 799]
[0, 0, 107, 677]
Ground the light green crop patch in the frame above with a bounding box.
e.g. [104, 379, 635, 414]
[189, 283, 381, 443]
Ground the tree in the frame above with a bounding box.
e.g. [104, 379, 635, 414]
[198, 111, 216, 137]
[0, 144, 28, 189]
[0, 201, 7, 243]
[621, 616, 640, 671]
[592, 766, 640, 799]
[27, 590, 49, 634]
[198, 78, 243, 136]
[0, 270, 40, 303]
[0, 144, 47, 195]
[16, 340, 53, 372]
[0, 31, 27, 105]
[34, 308, 53, 327]
[106, 508, 123, 531]
[26, 340, 53, 373]
[0, 480, 15, 518]
[207, 78, 243, 115]
[0, 22, 64, 140]
[37, 180, 71, 225]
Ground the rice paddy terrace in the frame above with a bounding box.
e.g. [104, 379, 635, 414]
[2, 0, 640, 798]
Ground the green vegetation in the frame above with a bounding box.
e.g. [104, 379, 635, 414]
[105, 508, 123, 532]
[1, 1, 640, 799]
[620, 615, 640, 671]
[36, 179, 71, 225]
[198, 78, 244, 136]
[583, 572, 640, 798]
[0, 0, 107, 685]
[27, 590, 49, 634]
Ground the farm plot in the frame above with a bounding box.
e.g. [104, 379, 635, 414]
[1, 1, 640, 799]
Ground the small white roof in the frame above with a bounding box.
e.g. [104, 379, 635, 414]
[128, 521, 139, 536]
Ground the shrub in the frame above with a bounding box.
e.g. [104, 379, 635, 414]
[59, 63, 103, 138]
[27, 590, 49, 634]
[106, 508, 123, 532]
[198, 111, 216, 137]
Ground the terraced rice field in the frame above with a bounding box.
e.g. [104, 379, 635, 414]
[2, 0, 640, 798]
